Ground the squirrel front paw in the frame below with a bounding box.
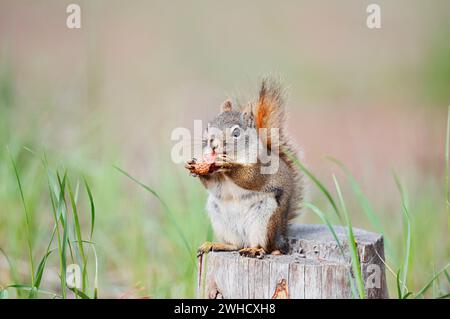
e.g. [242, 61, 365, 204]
[214, 154, 237, 170]
[184, 158, 199, 177]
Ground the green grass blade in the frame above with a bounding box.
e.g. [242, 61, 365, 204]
[303, 202, 359, 298]
[114, 166, 194, 264]
[7, 147, 35, 286]
[56, 171, 69, 298]
[285, 151, 341, 221]
[393, 173, 412, 297]
[83, 177, 95, 240]
[414, 263, 449, 298]
[0, 248, 23, 298]
[31, 249, 54, 298]
[70, 239, 96, 245]
[69, 287, 90, 299]
[67, 177, 88, 293]
[73, 240, 98, 298]
[402, 292, 413, 299]
[42, 155, 66, 296]
[91, 244, 99, 299]
[446, 106, 450, 235]
[333, 175, 365, 299]
[396, 268, 403, 299]
[0, 248, 17, 279]
[327, 157, 395, 260]
[32, 224, 58, 294]
[304, 202, 345, 256]
[7, 284, 60, 298]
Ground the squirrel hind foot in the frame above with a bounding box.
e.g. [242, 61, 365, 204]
[238, 247, 266, 259]
[197, 242, 238, 257]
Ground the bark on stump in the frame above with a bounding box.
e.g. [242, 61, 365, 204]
[197, 224, 388, 299]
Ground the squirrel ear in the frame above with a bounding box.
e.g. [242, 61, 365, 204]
[221, 99, 233, 112]
[240, 103, 255, 129]
[241, 110, 254, 129]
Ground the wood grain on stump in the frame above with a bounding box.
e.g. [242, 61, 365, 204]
[197, 224, 388, 299]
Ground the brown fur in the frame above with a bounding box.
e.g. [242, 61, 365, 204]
[191, 77, 303, 256]
[251, 78, 303, 221]
[239, 78, 303, 249]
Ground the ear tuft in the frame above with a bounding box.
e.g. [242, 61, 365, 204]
[221, 99, 233, 112]
[241, 110, 255, 129]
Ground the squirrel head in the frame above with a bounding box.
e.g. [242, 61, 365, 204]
[203, 78, 285, 164]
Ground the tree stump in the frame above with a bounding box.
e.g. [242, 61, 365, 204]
[197, 224, 388, 299]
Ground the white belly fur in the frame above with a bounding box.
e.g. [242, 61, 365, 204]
[205, 177, 277, 248]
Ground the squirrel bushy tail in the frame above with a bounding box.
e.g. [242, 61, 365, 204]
[249, 77, 303, 221]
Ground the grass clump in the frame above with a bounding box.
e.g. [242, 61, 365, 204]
[1, 150, 97, 299]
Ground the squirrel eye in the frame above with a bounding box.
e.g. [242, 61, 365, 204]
[232, 127, 241, 138]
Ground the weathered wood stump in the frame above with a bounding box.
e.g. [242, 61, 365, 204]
[197, 224, 388, 299]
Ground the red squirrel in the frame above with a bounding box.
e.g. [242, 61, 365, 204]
[186, 78, 303, 258]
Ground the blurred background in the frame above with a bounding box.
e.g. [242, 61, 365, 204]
[0, 0, 449, 298]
